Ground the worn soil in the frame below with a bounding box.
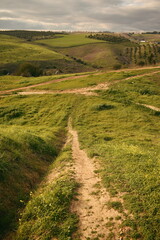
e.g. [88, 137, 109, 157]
[69, 122, 127, 240]
[138, 103, 160, 112]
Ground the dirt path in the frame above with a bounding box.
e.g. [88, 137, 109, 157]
[69, 122, 126, 240]
[0, 66, 160, 95]
[137, 103, 160, 111]
[0, 72, 100, 95]
[17, 70, 160, 97]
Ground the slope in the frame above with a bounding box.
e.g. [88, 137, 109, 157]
[0, 34, 93, 75]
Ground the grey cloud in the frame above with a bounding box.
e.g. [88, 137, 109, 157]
[0, 0, 160, 31]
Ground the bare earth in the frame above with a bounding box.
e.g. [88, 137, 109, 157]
[138, 103, 160, 112]
[69, 123, 127, 240]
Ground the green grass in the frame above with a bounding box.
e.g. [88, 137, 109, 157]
[17, 143, 78, 240]
[0, 125, 63, 238]
[0, 34, 65, 65]
[0, 94, 77, 238]
[70, 72, 160, 239]
[35, 33, 105, 48]
[0, 72, 95, 91]
[33, 68, 160, 91]
[1, 67, 160, 240]
[106, 72, 160, 108]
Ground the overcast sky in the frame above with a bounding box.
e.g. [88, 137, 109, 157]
[0, 0, 160, 32]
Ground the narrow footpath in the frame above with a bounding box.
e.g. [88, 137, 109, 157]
[69, 123, 126, 240]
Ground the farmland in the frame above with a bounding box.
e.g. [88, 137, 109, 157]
[35, 33, 136, 69]
[35, 33, 105, 47]
[0, 34, 93, 76]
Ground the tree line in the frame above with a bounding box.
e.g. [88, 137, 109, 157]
[87, 33, 130, 43]
[0, 30, 66, 41]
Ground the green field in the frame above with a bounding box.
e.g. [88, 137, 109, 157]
[35, 33, 105, 48]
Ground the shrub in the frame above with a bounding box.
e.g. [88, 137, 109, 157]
[138, 60, 145, 66]
[92, 104, 115, 111]
[113, 64, 122, 70]
[15, 62, 43, 77]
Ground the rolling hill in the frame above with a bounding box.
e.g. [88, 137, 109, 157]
[0, 31, 160, 240]
[0, 66, 160, 240]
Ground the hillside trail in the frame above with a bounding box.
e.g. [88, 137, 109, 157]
[17, 69, 160, 97]
[0, 66, 160, 95]
[0, 72, 100, 95]
[68, 121, 128, 240]
[137, 103, 160, 112]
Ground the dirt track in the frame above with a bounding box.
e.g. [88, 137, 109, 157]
[0, 72, 100, 95]
[16, 69, 160, 97]
[69, 122, 127, 239]
[137, 103, 160, 112]
[0, 66, 160, 95]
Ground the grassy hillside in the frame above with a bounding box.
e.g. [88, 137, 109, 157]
[0, 72, 94, 91]
[0, 94, 77, 239]
[16, 142, 78, 240]
[59, 42, 130, 69]
[71, 72, 160, 239]
[0, 30, 160, 240]
[1, 32, 159, 76]
[32, 68, 160, 91]
[0, 34, 93, 76]
[35, 34, 136, 69]
[0, 35, 64, 65]
[11, 68, 160, 240]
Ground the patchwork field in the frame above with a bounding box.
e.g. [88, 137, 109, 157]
[35, 34, 136, 69]
[1, 32, 160, 78]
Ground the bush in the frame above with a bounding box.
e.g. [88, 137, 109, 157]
[138, 60, 145, 66]
[113, 64, 122, 70]
[15, 63, 43, 77]
[92, 103, 115, 111]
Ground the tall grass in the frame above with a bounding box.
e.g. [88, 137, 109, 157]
[17, 142, 78, 240]
[0, 94, 76, 238]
